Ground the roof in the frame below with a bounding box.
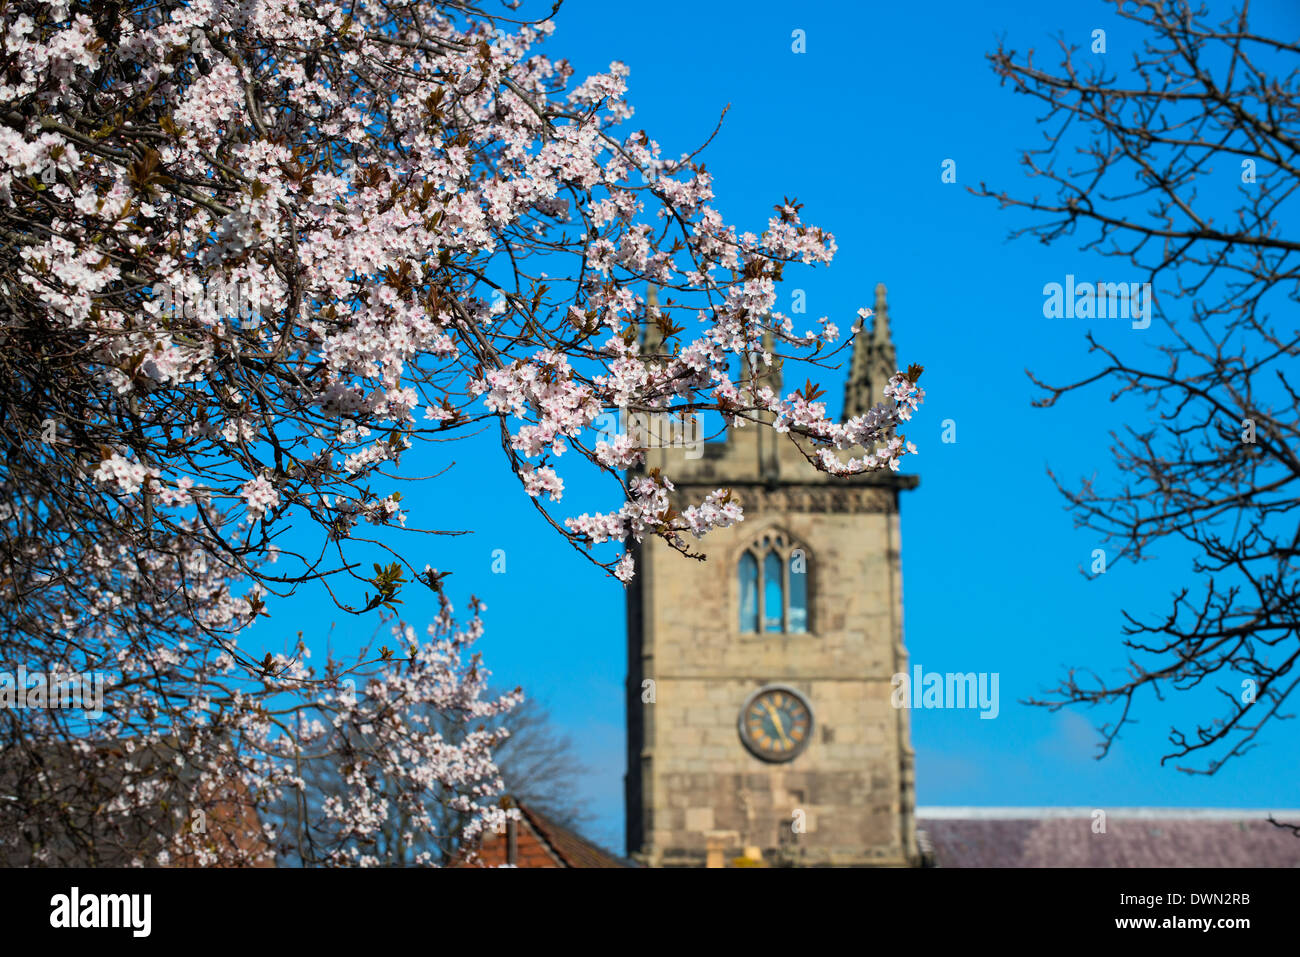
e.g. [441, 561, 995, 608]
[518, 803, 631, 868]
[916, 807, 1300, 868]
[455, 800, 632, 868]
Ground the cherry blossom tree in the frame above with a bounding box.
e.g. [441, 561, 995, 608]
[0, 0, 924, 864]
[269, 688, 592, 866]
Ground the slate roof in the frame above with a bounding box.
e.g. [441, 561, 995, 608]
[916, 807, 1300, 868]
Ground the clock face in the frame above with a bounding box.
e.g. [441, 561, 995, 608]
[739, 686, 813, 762]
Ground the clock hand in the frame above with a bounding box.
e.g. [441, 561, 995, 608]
[763, 701, 793, 746]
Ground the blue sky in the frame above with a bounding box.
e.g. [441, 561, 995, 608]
[254, 0, 1300, 851]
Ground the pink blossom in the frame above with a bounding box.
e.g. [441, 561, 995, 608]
[240, 475, 279, 520]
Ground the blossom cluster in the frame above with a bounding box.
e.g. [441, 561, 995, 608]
[240, 475, 280, 521]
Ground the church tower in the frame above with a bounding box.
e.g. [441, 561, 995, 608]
[625, 284, 921, 867]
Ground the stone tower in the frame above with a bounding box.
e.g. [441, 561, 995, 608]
[625, 284, 920, 867]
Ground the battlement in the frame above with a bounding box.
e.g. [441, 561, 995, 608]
[633, 282, 914, 493]
[637, 423, 920, 494]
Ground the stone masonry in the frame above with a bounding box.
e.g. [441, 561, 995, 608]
[625, 284, 921, 867]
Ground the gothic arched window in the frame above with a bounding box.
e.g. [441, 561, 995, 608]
[738, 530, 809, 634]
[738, 552, 759, 633]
